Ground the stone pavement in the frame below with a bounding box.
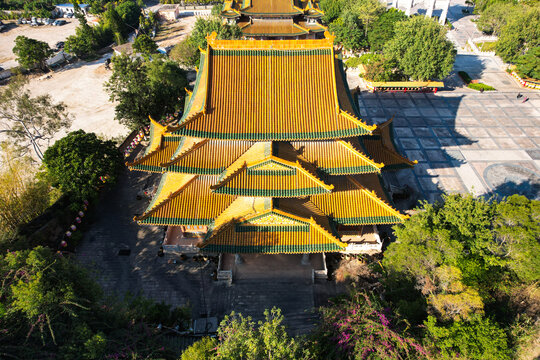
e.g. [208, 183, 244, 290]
[358, 90, 540, 202]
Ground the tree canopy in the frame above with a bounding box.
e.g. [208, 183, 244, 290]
[12, 35, 53, 71]
[105, 55, 188, 129]
[42, 130, 123, 200]
[367, 8, 407, 51]
[0, 76, 71, 160]
[384, 16, 456, 80]
[115, 0, 141, 30]
[170, 17, 242, 67]
[516, 47, 540, 80]
[133, 33, 158, 55]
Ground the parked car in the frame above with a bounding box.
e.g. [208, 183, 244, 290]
[53, 20, 66, 26]
[17, 18, 22, 25]
[45, 18, 54, 25]
[55, 41, 65, 51]
[65, 13, 74, 18]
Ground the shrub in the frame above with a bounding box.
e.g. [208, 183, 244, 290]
[468, 82, 496, 91]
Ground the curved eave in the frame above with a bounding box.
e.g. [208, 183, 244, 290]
[172, 127, 372, 141]
[212, 186, 331, 197]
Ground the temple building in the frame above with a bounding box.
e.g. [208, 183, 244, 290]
[128, 33, 415, 255]
[221, 0, 326, 39]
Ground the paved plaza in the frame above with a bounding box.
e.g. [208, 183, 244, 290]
[359, 91, 540, 202]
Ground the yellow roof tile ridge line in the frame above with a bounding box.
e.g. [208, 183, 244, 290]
[166, 111, 204, 131]
[200, 221, 236, 247]
[185, 88, 192, 97]
[216, 142, 261, 181]
[239, 20, 251, 29]
[308, 217, 347, 247]
[134, 175, 198, 221]
[337, 140, 384, 170]
[206, 38, 333, 50]
[292, 0, 304, 13]
[246, 156, 333, 191]
[242, 0, 251, 10]
[330, 45, 340, 114]
[210, 162, 248, 190]
[340, 110, 377, 132]
[160, 139, 209, 167]
[293, 159, 334, 191]
[346, 175, 407, 220]
[149, 115, 166, 131]
[293, 22, 310, 33]
[126, 134, 165, 168]
[379, 141, 418, 166]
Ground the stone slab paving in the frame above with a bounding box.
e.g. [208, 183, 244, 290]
[358, 90, 540, 202]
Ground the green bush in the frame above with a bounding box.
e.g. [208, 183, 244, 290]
[476, 41, 497, 52]
[468, 82, 496, 91]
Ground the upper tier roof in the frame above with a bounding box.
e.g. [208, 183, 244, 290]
[167, 34, 375, 141]
[222, 0, 322, 17]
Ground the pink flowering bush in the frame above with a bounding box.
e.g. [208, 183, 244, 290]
[310, 291, 430, 360]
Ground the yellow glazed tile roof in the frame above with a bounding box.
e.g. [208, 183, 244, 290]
[241, 0, 302, 15]
[240, 19, 309, 36]
[291, 139, 383, 174]
[200, 206, 346, 254]
[135, 175, 236, 226]
[126, 135, 181, 173]
[311, 174, 407, 225]
[163, 140, 254, 175]
[168, 35, 375, 141]
[363, 118, 417, 169]
[211, 155, 333, 197]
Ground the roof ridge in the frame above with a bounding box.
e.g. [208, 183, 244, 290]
[126, 135, 164, 169]
[134, 175, 198, 222]
[308, 217, 347, 247]
[345, 175, 407, 220]
[160, 139, 208, 167]
[210, 162, 247, 190]
[337, 140, 384, 170]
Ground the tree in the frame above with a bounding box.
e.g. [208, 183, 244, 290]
[65, 16, 100, 58]
[310, 292, 429, 359]
[328, 12, 367, 51]
[0, 76, 71, 160]
[42, 130, 123, 200]
[170, 17, 242, 67]
[105, 56, 188, 129]
[12, 35, 53, 71]
[516, 47, 540, 80]
[102, 6, 127, 45]
[0, 246, 102, 349]
[0, 144, 53, 244]
[116, 0, 141, 30]
[425, 316, 511, 360]
[183, 308, 303, 359]
[384, 16, 456, 80]
[367, 8, 407, 51]
[496, 6, 540, 62]
[476, 2, 519, 35]
[319, 0, 346, 24]
[133, 33, 158, 55]
[350, 0, 384, 36]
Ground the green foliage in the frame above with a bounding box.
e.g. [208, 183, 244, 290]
[115, 0, 141, 30]
[468, 82, 496, 91]
[384, 16, 456, 80]
[476, 2, 520, 35]
[363, 57, 403, 81]
[495, 6, 540, 62]
[102, 6, 128, 45]
[65, 16, 102, 58]
[181, 337, 217, 360]
[42, 130, 123, 201]
[349, 0, 385, 35]
[310, 292, 429, 359]
[383, 194, 540, 359]
[0, 76, 71, 160]
[476, 41, 497, 52]
[215, 308, 303, 360]
[133, 34, 158, 55]
[105, 55, 188, 129]
[320, 0, 346, 24]
[170, 17, 242, 68]
[12, 35, 53, 71]
[329, 12, 367, 51]
[516, 47, 540, 79]
[368, 8, 407, 51]
[0, 145, 54, 246]
[458, 70, 472, 83]
[425, 316, 511, 359]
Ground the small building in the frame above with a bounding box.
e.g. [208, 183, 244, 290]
[53, 3, 89, 17]
[157, 4, 180, 21]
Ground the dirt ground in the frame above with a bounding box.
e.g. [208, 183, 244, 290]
[26, 54, 130, 144]
[154, 16, 200, 48]
[0, 19, 78, 69]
